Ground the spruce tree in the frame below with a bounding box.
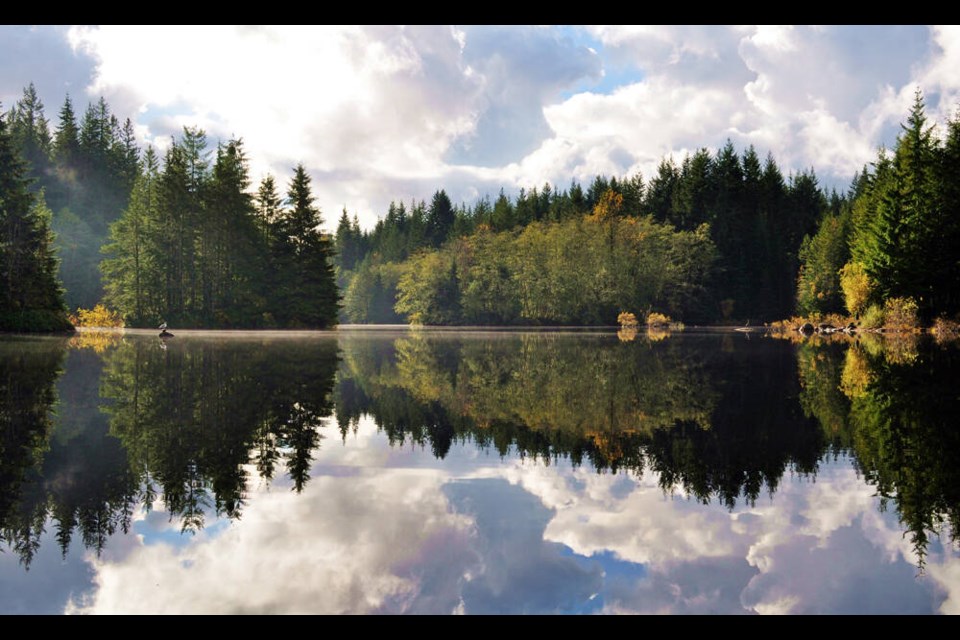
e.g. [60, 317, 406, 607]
[272, 164, 339, 328]
[8, 83, 52, 185]
[426, 189, 454, 247]
[851, 90, 941, 317]
[0, 107, 71, 331]
[53, 95, 80, 171]
[102, 148, 161, 324]
[938, 110, 960, 314]
[206, 139, 261, 325]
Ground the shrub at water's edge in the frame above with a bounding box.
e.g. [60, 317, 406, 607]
[68, 304, 124, 328]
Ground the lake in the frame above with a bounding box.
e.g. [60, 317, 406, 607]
[1, 327, 958, 614]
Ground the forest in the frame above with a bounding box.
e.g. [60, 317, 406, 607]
[2, 83, 959, 329]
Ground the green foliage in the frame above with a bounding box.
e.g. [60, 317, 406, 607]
[267, 164, 340, 328]
[102, 142, 339, 328]
[341, 259, 403, 323]
[0, 107, 72, 332]
[391, 216, 716, 326]
[425, 189, 455, 247]
[101, 149, 160, 325]
[334, 208, 365, 273]
[0, 338, 66, 566]
[395, 250, 462, 325]
[796, 212, 850, 316]
[849, 91, 942, 320]
[340, 140, 826, 325]
[14, 80, 958, 330]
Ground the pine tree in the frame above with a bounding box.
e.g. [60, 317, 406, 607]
[426, 189, 454, 247]
[154, 141, 192, 321]
[938, 110, 960, 314]
[255, 175, 282, 235]
[644, 158, 679, 223]
[113, 118, 141, 195]
[851, 90, 941, 317]
[672, 149, 712, 230]
[53, 95, 80, 171]
[0, 107, 71, 331]
[8, 83, 52, 185]
[102, 148, 161, 324]
[759, 154, 791, 314]
[205, 139, 261, 325]
[335, 208, 363, 272]
[272, 164, 339, 328]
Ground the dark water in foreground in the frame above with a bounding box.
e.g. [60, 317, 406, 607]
[1, 327, 959, 614]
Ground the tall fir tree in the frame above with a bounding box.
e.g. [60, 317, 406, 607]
[53, 95, 80, 172]
[0, 107, 71, 331]
[938, 109, 960, 314]
[8, 83, 52, 188]
[851, 90, 941, 318]
[102, 148, 161, 324]
[270, 164, 339, 327]
[426, 189, 454, 247]
[255, 175, 282, 236]
[205, 139, 262, 325]
[335, 208, 364, 273]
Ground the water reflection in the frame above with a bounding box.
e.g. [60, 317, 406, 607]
[0, 337, 66, 567]
[0, 329, 958, 613]
[337, 333, 824, 507]
[795, 333, 960, 569]
[1, 333, 339, 568]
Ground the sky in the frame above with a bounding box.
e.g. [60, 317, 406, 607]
[3, 415, 956, 614]
[1, 25, 957, 230]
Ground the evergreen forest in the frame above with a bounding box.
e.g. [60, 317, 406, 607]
[3, 83, 959, 330]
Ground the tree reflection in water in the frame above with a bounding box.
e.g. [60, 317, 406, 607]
[0, 330, 957, 572]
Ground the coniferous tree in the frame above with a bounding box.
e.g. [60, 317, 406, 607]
[672, 149, 713, 231]
[53, 95, 80, 173]
[8, 83, 52, 188]
[255, 175, 282, 231]
[938, 110, 960, 314]
[0, 107, 71, 331]
[102, 148, 161, 325]
[335, 208, 362, 272]
[851, 91, 940, 318]
[205, 138, 261, 325]
[271, 164, 339, 327]
[796, 211, 850, 316]
[425, 189, 454, 247]
[644, 158, 679, 223]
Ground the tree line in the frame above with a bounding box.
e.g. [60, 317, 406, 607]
[0, 97, 71, 331]
[336, 144, 832, 325]
[100, 134, 338, 328]
[4, 82, 960, 329]
[796, 90, 960, 325]
[2, 84, 338, 330]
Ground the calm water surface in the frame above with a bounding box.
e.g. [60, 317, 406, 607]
[1, 328, 958, 614]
